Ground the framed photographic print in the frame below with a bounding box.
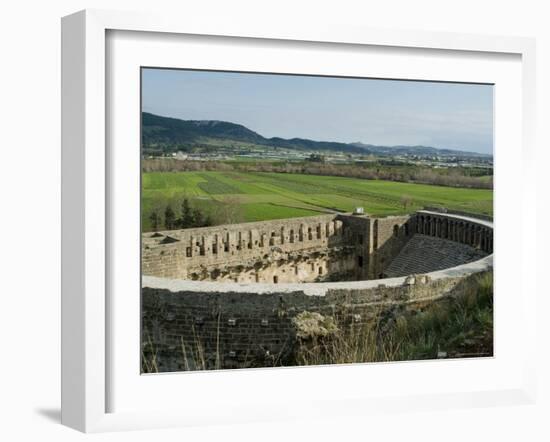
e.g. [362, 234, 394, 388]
[61, 9, 537, 432]
[139, 67, 496, 374]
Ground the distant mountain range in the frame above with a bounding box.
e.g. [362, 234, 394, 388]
[142, 112, 491, 158]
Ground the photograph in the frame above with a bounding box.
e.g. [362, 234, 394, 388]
[140, 68, 494, 373]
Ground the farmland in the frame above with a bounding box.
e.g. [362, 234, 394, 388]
[141, 171, 493, 231]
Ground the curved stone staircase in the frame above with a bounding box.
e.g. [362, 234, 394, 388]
[384, 234, 487, 277]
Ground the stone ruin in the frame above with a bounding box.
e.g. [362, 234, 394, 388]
[141, 209, 494, 372]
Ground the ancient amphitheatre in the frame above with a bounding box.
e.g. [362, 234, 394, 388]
[139, 70, 494, 372]
[142, 207, 493, 372]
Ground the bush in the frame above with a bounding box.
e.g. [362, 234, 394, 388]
[294, 271, 493, 366]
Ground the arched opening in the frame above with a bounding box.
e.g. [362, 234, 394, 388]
[273, 275, 278, 284]
[393, 224, 399, 237]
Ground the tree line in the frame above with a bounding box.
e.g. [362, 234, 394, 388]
[148, 198, 213, 231]
[142, 158, 492, 189]
[146, 196, 244, 232]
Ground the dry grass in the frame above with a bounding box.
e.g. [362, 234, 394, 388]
[141, 333, 159, 373]
[295, 271, 493, 366]
[142, 272, 493, 372]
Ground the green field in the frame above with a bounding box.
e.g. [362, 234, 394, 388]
[142, 171, 493, 230]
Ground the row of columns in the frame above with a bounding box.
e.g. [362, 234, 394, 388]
[415, 215, 493, 253]
[182, 220, 345, 259]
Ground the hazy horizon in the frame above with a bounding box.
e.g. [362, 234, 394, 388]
[142, 68, 494, 155]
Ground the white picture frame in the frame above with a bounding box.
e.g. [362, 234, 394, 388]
[61, 9, 537, 433]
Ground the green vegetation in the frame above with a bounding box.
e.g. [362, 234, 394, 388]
[294, 271, 493, 365]
[143, 157, 493, 189]
[142, 171, 493, 231]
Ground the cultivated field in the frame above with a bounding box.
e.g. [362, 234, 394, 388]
[142, 171, 493, 231]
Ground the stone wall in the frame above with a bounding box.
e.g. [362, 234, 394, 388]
[142, 260, 493, 372]
[414, 210, 493, 253]
[142, 210, 492, 284]
[367, 215, 414, 279]
[142, 214, 357, 283]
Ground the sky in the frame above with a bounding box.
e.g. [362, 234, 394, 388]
[142, 68, 494, 155]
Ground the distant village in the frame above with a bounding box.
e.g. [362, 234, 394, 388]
[150, 146, 493, 170]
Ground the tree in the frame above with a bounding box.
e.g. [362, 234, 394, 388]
[149, 209, 160, 231]
[306, 153, 326, 163]
[164, 205, 176, 230]
[179, 198, 194, 228]
[192, 207, 205, 227]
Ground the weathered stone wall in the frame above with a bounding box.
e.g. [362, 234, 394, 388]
[414, 210, 493, 253]
[335, 214, 371, 280]
[142, 214, 357, 283]
[142, 263, 492, 372]
[367, 215, 415, 279]
[142, 210, 492, 284]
